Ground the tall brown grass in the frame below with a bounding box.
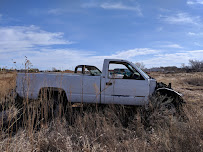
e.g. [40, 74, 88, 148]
[0, 72, 203, 151]
[185, 76, 203, 86]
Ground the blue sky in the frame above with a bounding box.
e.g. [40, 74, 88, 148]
[0, 0, 203, 70]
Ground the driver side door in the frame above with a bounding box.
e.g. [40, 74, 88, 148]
[102, 61, 149, 105]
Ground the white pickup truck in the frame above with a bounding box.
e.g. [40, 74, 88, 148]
[16, 59, 183, 106]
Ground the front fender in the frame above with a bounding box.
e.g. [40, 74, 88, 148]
[156, 88, 183, 97]
[155, 88, 186, 105]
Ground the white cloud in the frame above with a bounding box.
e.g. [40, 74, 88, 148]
[194, 42, 203, 46]
[0, 25, 202, 70]
[187, 0, 203, 5]
[47, 8, 65, 15]
[153, 41, 183, 49]
[1, 45, 203, 70]
[142, 50, 203, 67]
[81, 2, 98, 8]
[0, 25, 73, 52]
[0, 25, 157, 69]
[160, 12, 200, 25]
[187, 32, 197, 36]
[109, 48, 159, 58]
[101, 3, 142, 15]
[187, 32, 203, 36]
[90, 49, 203, 69]
[160, 44, 183, 49]
[0, 49, 93, 70]
[0, 45, 159, 70]
[101, 3, 141, 11]
[41, 48, 159, 69]
[82, 2, 142, 16]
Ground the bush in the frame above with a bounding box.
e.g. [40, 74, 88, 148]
[189, 60, 203, 72]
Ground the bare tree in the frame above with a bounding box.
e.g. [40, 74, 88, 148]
[189, 60, 203, 72]
[135, 62, 145, 70]
[52, 67, 61, 72]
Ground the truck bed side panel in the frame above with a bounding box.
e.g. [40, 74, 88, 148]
[16, 73, 83, 102]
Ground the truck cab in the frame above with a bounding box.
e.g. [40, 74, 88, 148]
[100, 59, 156, 105]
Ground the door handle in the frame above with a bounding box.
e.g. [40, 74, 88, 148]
[106, 82, 112, 85]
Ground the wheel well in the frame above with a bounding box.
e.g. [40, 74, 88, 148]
[155, 88, 185, 108]
[38, 87, 68, 103]
[156, 88, 181, 98]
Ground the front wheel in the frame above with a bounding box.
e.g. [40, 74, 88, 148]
[154, 90, 185, 114]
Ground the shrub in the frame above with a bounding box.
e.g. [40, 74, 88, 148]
[189, 60, 203, 72]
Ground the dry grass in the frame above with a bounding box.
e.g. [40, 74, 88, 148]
[0, 72, 203, 151]
[0, 72, 16, 97]
[184, 76, 203, 86]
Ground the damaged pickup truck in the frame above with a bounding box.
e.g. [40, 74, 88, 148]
[16, 59, 184, 110]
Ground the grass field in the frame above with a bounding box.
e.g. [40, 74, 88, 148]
[0, 71, 202, 151]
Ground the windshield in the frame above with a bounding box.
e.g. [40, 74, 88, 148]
[131, 63, 150, 79]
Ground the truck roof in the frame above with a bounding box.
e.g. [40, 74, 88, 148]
[104, 59, 129, 62]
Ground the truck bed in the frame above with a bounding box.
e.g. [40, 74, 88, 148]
[16, 73, 101, 103]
